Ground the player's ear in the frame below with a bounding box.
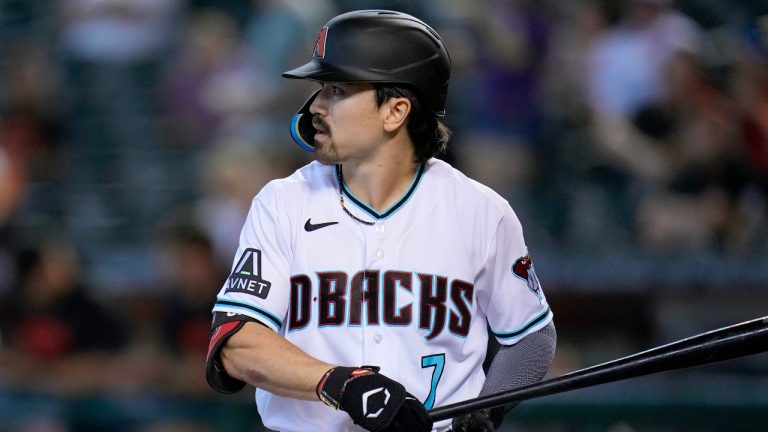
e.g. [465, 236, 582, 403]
[382, 97, 411, 133]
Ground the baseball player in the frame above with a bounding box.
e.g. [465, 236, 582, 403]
[206, 10, 556, 432]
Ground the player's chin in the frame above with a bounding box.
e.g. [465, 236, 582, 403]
[313, 147, 341, 165]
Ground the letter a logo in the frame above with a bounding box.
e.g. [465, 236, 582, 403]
[313, 26, 328, 58]
[234, 250, 258, 276]
[224, 248, 272, 299]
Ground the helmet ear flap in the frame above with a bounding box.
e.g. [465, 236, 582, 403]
[290, 90, 320, 152]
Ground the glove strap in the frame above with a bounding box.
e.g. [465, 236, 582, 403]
[316, 366, 380, 409]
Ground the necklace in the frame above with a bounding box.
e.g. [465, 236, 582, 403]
[336, 165, 375, 226]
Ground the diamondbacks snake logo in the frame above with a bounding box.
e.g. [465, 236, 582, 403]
[313, 26, 329, 58]
[512, 255, 542, 301]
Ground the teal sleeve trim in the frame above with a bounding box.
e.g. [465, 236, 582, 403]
[214, 298, 283, 330]
[491, 306, 551, 340]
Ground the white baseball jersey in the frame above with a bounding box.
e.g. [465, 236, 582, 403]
[212, 158, 552, 432]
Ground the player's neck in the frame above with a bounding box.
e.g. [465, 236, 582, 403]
[340, 150, 418, 214]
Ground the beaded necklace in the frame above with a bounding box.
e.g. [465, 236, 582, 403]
[336, 165, 375, 226]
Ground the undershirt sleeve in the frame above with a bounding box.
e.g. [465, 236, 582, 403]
[480, 321, 556, 402]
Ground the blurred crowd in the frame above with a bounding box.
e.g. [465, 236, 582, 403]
[1, 0, 768, 430]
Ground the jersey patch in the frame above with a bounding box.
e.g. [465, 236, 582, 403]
[224, 248, 272, 299]
[512, 256, 542, 302]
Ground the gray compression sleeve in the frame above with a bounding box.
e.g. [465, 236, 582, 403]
[480, 321, 556, 404]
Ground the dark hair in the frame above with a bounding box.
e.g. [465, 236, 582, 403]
[375, 85, 451, 164]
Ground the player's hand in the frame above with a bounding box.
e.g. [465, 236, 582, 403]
[317, 366, 433, 432]
[451, 408, 504, 432]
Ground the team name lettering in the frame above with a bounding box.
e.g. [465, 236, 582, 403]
[288, 270, 474, 339]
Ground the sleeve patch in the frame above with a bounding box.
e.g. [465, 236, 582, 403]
[224, 248, 272, 299]
[512, 255, 542, 302]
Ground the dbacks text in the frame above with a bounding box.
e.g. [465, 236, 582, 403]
[288, 270, 473, 339]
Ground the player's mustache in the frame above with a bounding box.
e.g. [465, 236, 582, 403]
[312, 116, 329, 133]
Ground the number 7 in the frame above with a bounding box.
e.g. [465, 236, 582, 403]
[421, 353, 445, 410]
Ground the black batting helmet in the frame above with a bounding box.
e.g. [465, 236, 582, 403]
[283, 9, 451, 151]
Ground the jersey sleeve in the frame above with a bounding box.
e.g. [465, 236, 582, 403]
[212, 188, 290, 332]
[476, 205, 553, 345]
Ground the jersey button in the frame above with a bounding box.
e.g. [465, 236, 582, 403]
[374, 224, 386, 233]
[376, 250, 384, 259]
[374, 334, 383, 343]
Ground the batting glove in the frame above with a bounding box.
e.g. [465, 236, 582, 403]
[451, 408, 505, 432]
[317, 366, 433, 432]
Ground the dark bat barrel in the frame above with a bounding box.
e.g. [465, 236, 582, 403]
[429, 316, 768, 422]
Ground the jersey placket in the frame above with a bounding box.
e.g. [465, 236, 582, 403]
[362, 219, 394, 371]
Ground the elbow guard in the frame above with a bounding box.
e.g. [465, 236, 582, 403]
[206, 312, 255, 394]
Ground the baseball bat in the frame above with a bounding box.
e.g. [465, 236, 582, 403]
[429, 315, 768, 422]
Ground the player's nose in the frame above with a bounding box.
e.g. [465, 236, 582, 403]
[309, 86, 330, 116]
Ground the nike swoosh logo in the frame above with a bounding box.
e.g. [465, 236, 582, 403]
[304, 218, 339, 232]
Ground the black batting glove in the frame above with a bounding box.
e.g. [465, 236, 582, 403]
[316, 366, 433, 432]
[451, 407, 505, 432]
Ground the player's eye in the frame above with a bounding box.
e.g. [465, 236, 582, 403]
[319, 83, 344, 98]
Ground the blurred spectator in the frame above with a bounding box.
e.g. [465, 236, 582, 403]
[239, 0, 338, 145]
[733, 17, 768, 192]
[0, 125, 26, 226]
[586, 0, 704, 117]
[466, 0, 550, 139]
[447, 0, 552, 217]
[585, 0, 706, 181]
[58, 0, 181, 65]
[522, 0, 626, 247]
[195, 138, 305, 266]
[156, 224, 225, 395]
[244, 0, 336, 83]
[725, 19, 768, 253]
[563, 0, 710, 252]
[56, 0, 184, 290]
[542, 0, 623, 122]
[89, 223, 225, 397]
[0, 38, 64, 318]
[0, 238, 127, 395]
[733, 59, 768, 196]
[159, 8, 272, 150]
[0, 38, 64, 233]
[188, 0, 252, 29]
[634, 52, 751, 253]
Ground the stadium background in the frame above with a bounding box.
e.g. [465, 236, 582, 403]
[1, 0, 767, 431]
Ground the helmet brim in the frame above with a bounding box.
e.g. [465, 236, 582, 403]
[282, 61, 349, 82]
[282, 60, 399, 84]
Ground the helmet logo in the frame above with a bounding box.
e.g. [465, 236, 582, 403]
[313, 26, 329, 58]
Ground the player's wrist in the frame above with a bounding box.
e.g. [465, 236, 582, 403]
[316, 366, 374, 409]
[315, 367, 336, 403]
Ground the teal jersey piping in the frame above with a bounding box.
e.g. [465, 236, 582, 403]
[336, 163, 425, 220]
[214, 298, 283, 330]
[491, 306, 551, 340]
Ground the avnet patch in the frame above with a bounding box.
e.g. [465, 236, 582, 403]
[224, 248, 272, 299]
